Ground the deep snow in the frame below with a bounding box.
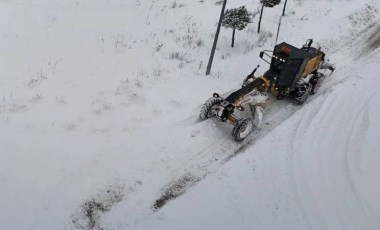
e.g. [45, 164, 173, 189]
[1, 0, 379, 229]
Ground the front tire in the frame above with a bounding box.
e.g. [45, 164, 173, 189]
[232, 118, 253, 142]
[309, 72, 325, 95]
[199, 97, 223, 121]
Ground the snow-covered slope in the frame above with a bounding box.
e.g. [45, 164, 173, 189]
[0, 0, 379, 229]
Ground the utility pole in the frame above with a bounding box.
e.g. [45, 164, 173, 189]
[257, 3, 264, 33]
[275, 15, 282, 44]
[282, 0, 288, 16]
[206, 0, 227, 75]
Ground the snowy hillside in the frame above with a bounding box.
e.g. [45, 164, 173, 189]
[1, 0, 379, 229]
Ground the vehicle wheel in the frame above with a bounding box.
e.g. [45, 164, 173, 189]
[199, 97, 224, 121]
[309, 72, 325, 95]
[232, 118, 253, 142]
[292, 82, 312, 105]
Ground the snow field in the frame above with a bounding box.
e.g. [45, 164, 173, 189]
[1, 0, 379, 229]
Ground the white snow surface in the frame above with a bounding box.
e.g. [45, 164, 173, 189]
[1, 0, 379, 229]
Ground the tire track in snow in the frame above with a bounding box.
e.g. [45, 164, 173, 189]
[288, 93, 343, 229]
[287, 97, 323, 230]
[343, 88, 380, 227]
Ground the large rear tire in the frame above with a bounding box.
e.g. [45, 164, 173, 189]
[309, 72, 325, 95]
[199, 97, 223, 121]
[232, 118, 253, 142]
[292, 82, 312, 105]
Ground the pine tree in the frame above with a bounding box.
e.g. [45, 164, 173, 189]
[260, 0, 281, 8]
[222, 6, 252, 48]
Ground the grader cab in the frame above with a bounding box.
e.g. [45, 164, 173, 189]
[258, 39, 326, 99]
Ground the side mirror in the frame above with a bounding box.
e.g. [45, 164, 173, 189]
[259, 51, 264, 58]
